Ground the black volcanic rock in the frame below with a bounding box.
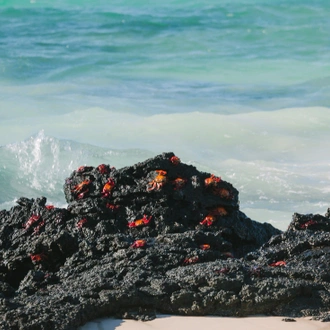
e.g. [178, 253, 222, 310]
[0, 152, 329, 329]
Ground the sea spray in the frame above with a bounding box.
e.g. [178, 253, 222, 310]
[1, 106, 330, 230]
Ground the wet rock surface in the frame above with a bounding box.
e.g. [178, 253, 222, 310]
[0, 152, 329, 329]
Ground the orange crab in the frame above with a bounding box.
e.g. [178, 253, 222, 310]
[76, 218, 87, 229]
[200, 244, 211, 250]
[183, 256, 199, 265]
[147, 170, 167, 191]
[204, 174, 221, 187]
[172, 177, 187, 190]
[72, 180, 91, 194]
[131, 239, 147, 248]
[128, 215, 152, 228]
[30, 253, 47, 263]
[299, 220, 317, 229]
[102, 178, 115, 197]
[97, 164, 109, 174]
[200, 215, 216, 226]
[269, 260, 286, 267]
[170, 155, 180, 165]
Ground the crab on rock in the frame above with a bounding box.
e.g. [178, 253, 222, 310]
[204, 174, 221, 187]
[200, 215, 216, 226]
[97, 164, 109, 174]
[200, 244, 211, 250]
[169, 155, 180, 165]
[102, 178, 115, 198]
[76, 218, 87, 229]
[128, 215, 152, 228]
[72, 180, 91, 194]
[269, 260, 286, 267]
[147, 170, 167, 191]
[30, 253, 47, 263]
[23, 214, 41, 231]
[131, 239, 147, 248]
[183, 256, 199, 265]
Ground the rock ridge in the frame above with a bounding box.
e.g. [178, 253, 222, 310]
[0, 152, 329, 329]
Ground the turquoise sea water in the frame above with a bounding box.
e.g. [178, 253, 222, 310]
[1, 0, 330, 230]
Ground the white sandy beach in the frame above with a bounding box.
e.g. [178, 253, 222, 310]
[80, 315, 329, 330]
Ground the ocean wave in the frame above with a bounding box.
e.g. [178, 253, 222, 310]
[0, 130, 155, 207]
[0, 105, 329, 229]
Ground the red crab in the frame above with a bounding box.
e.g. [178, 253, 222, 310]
[77, 166, 86, 172]
[97, 164, 109, 174]
[204, 174, 221, 187]
[77, 166, 93, 173]
[23, 214, 41, 230]
[172, 177, 187, 190]
[45, 205, 55, 210]
[170, 155, 180, 165]
[299, 220, 317, 229]
[30, 253, 47, 263]
[200, 215, 216, 226]
[183, 256, 199, 265]
[128, 215, 152, 228]
[200, 244, 211, 250]
[76, 218, 87, 229]
[269, 260, 286, 267]
[131, 239, 147, 248]
[147, 170, 167, 191]
[72, 180, 91, 194]
[102, 178, 115, 197]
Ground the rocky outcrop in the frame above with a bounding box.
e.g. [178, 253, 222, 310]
[0, 152, 330, 329]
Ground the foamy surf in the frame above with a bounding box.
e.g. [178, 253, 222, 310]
[1, 106, 330, 231]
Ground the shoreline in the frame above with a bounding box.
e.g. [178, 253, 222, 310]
[80, 315, 327, 330]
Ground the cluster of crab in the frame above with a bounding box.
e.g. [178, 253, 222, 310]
[23, 202, 66, 236]
[71, 164, 115, 200]
[146, 156, 232, 229]
[68, 155, 234, 266]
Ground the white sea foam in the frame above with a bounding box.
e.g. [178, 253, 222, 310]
[0, 107, 329, 230]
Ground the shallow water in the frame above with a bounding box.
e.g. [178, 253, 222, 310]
[1, 0, 330, 230]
